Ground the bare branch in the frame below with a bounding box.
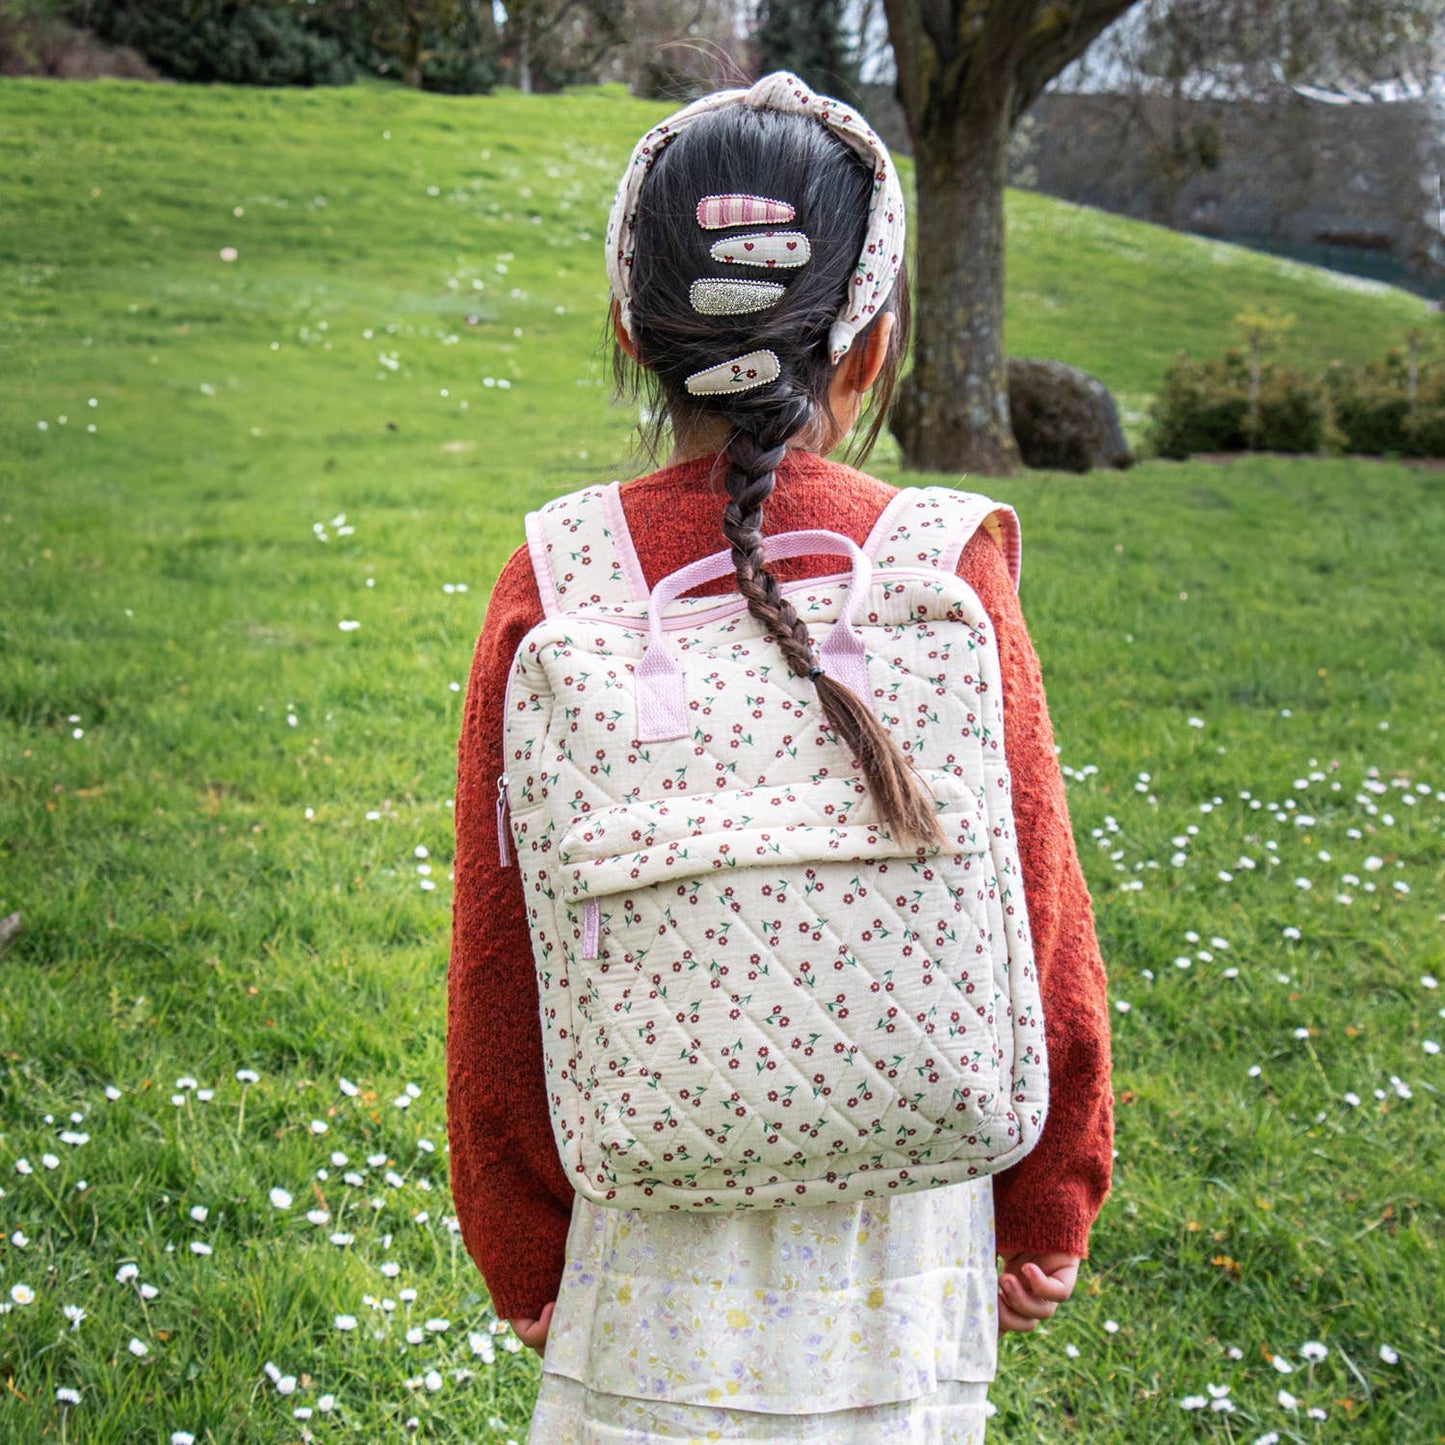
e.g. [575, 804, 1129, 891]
[1013, 0, 1140, 116]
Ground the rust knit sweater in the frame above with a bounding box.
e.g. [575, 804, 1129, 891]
[446, 451, 1113, 1323]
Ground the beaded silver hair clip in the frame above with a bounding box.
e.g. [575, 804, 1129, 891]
[688, 278, 786, 316]
[684, 349, 780, 396]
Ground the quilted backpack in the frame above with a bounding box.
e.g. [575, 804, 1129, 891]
[497, 482, 1047, 1211]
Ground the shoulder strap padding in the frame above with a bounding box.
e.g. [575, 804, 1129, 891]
[524, 482, 649, 618]
[864, 485, 1022, 591]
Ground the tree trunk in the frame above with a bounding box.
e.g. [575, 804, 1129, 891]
[403, 15, 423, 87]
[1244, 328, 1262, 447]
[474, 0, 498, 51]
[517, 25, 533, 92]
[883, 0, 1142, 474]
[1162, 72, 1186, 228]
[892, 96, 1020, 476]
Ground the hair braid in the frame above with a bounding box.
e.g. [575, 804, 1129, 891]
[722, 412, 818, 681]
[723, 411, 945, 851]
[618, 105, 937, 848]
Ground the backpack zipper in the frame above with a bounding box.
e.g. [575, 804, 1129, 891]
[495, 775, 512, 867]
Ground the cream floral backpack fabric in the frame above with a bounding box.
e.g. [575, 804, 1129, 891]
[497, 483, 1047, 1211]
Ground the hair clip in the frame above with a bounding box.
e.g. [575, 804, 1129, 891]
[688, 278, 786, 316]
[607, 74, 906, 364]
[684, 349, 781, 396]
[696, 194, 795, 230]
[709, 232, 811, 269]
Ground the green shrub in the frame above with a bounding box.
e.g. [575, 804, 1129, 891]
[1147, 352, 1248, 458]
[1402, 373, 1445, 458]
[305, 2, 499, 94]
[1403, 409, 1445, 457]
[1325, 360, 1408, 455]
[70, 0, 353, 86]
[1325, 359, 1445, 457]
[1329, 382, 1410, 454]
[1148, 350, 1322, 458]
[414, 44, 498, 96]
[1249, 368, 1324, 453]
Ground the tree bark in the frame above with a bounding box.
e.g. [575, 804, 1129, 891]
[883, 0, 1143, 476]
[517, 27, 533, 91]
[894, 93, 1020, 475]
[474, 0, 498, 51]
[403, 13, 423, 87]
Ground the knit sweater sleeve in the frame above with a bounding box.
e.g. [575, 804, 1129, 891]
[958, 530, 1114, 1259]
[446, 545, 573, 1323]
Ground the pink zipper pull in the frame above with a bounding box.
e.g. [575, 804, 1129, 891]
[581, 900, 600, 959]
[495, 776, 512, 867]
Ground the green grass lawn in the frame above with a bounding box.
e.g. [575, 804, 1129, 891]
[1, 77, 1442, 1443]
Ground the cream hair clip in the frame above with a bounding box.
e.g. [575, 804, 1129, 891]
[684, 349, 781, 395]
[710, 231, 811, 269]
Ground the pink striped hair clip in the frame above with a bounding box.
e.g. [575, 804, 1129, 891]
[695, 194, 795, 230]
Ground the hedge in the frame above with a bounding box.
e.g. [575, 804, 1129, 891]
[1151, 349, 1445, 460]
[1148, 350, 1325, 458]
[71, 0, 353, 86]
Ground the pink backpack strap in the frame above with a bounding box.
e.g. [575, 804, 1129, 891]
[864, 486, 1022, 591]
[524, 482, 650, 617]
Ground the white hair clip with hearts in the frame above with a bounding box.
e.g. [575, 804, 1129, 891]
[710, 232, 811, 269]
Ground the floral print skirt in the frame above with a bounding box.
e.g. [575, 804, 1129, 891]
[529, 1373, 990, 1444]
[529, 1183, 998, 1443]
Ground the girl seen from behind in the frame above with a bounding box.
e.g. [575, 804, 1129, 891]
[448, 73, 1114, 1444]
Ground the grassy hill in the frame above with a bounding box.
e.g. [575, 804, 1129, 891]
[2, 76, 1433, 467]
[1, 77, 1442, 1442]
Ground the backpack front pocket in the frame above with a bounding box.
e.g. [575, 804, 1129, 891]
[556, 772, 1013, 1197]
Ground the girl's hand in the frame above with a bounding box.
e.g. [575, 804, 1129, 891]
[997, 1251, 1080, 1334]
[508, 1300, 555, 1356]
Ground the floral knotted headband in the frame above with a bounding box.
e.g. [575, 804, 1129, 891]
[605, 71, 907, 368]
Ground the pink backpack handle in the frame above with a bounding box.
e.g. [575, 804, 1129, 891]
[635, 530, 872, 744]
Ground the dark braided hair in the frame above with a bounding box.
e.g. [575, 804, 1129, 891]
[615, 104, 943, 849]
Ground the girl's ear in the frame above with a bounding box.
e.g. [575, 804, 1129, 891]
[821, 309, 900, 454]
[612, 301, 641, 363]
[846, 311, 896, 395]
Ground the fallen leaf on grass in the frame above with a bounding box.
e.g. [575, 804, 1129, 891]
[1212, 1255, 1242, 1281]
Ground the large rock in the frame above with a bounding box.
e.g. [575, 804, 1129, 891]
[1007, 358, 1135, 473]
